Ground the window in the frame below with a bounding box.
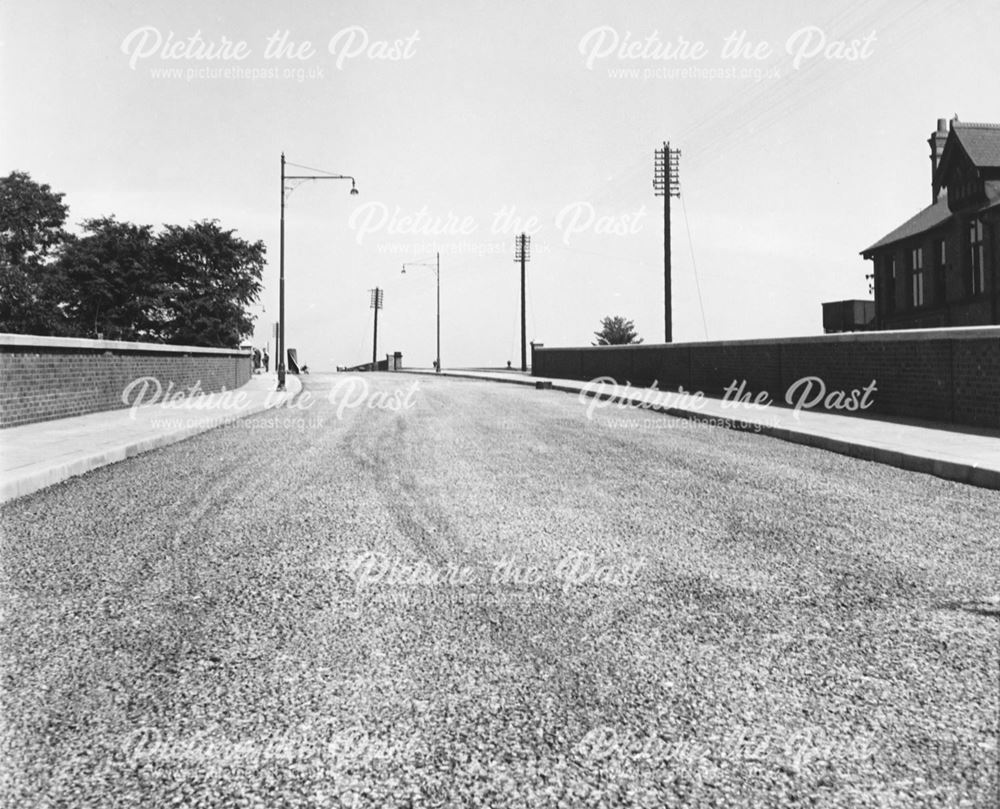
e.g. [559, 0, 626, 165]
[970, 219, 985, 295]
[910, 247, 924, 307]
[882, 254, 896, 315]
[934, 238, 947, 303]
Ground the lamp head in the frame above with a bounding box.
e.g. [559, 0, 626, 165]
[350, 180, 359, 195]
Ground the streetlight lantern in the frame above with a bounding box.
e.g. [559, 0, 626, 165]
[277, 153, 359, 390]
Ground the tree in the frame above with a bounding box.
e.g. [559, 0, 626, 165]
[155, 220, 265, 347]
[593, 315, 643, 346]
[1, 172, 265, 346]
[0, 172, 70, 334]
[57, 217, 161, 341]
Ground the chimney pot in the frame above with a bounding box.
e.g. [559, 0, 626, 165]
[937, 118, 948, 134]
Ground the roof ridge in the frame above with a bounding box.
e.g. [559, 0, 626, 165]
[952, 121, 1000, 130]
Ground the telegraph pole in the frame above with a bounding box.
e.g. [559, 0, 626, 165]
[514, 233, 531, 371]
[369, 287, 383, 366]
[278, 153, 286, 388]
[435, 252, 440, 372]
[653, 142, 681, 343]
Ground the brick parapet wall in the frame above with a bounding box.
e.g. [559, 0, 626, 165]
[0, 335, 252, 428]
[532, 327, 1000, 429]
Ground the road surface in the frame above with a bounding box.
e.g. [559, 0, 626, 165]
[2, 373, 998, 808]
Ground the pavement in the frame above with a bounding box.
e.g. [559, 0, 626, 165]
[411, 368, 1000, 491]
[0, 372, 302, 504]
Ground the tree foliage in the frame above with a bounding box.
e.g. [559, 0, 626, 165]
[155, 220, 264, 347]
[0, 171, 70, 334]
[0, 172, 265, 347]
[593, 315, 643, 346]
[58, 218, 160, 341]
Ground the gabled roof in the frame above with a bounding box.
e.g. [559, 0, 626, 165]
[862, 190, 1000, 256]
[952, 122, 1000, 168]
[863, 120, 1000, 256]
[861, 196, 952, 255]
[934, 122, 1000, 189]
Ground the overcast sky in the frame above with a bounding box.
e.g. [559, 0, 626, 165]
[3, 0, 997, 369]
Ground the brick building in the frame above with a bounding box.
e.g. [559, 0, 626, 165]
[861, 118, 1000, 330]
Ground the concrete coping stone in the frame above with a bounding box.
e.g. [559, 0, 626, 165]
[0, 333, 251, 356]
[536, 324, 1000, 351]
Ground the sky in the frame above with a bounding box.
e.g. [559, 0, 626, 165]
[2, 0, 997, 370]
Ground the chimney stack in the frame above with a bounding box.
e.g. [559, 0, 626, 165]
[928, 117, 948, 204]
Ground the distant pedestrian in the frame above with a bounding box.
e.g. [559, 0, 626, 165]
[507, 360, 512, 369]
[253, 348, 261, 372]
[262, 349, 269, 373]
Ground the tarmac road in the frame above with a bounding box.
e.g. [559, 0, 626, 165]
[1, 373, 998, 808]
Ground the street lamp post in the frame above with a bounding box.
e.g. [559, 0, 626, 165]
[401, 252, 440, 373]
[277, 153, 358, 390]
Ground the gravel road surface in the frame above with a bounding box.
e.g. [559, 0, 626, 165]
[2, 373, 998, 808]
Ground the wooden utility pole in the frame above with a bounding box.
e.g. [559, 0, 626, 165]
[514, 233, 531, 370]
[654, 142, 681, 343]
[370, 287, 383, 366]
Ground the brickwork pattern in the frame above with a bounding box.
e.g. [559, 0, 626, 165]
[0, 349, 252, 428]
[953, 340, 1000, 427]
[533, 332, 1000, 429]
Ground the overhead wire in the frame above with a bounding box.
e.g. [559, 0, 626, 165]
[551, 0, 949, 333]
[572, 0, 915, 206]
[681, 0, 940, 170]
[680, 195, 709, 340]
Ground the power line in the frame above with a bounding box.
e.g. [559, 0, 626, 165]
[547, 243, 650, 266]
[525, 259, 538, 346]
[683, 0, 942, 170]
[574, 0, 934, 205]
[681, 195, 708, 340]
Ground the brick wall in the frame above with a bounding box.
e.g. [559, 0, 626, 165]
[0, 335, 252, 429]
[532, 327, 1000, 429]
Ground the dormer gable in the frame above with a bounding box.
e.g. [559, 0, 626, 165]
[933, 122, 1000, 212]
